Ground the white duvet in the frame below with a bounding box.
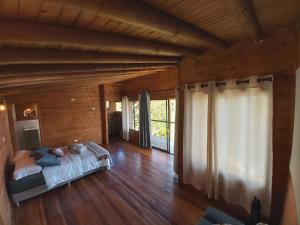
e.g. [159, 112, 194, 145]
[42, 143, 112, 189]
[42, 153, 83, 189]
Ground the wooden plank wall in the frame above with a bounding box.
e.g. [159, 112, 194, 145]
[102, 68, 179, 103]
[178, 30, 297, 224]
[281, 65, 300, 225]
[120, 67, 179, 99]
[6, 85, 102, 148]
[0, 101, 13, 225]
[272, 73, 295, 224]
[281, 173, 299, 225]
[104, 83, 122, 102]
[180, 30, 296, 83]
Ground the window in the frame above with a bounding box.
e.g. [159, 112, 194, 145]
[132, 101, 139, 131]
[115, 102, 122, 112]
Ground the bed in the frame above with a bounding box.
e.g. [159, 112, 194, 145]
[9, 141, 112, 206]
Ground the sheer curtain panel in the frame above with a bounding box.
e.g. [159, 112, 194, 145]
[213, 77, 273, 215]
[183, 84, 209, 191]
[173, 88, 180, 175]
[182, 76, 273, 216]
[122, 96, 130, 141]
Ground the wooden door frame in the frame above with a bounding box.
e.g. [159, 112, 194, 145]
[7, 102, 43, 152]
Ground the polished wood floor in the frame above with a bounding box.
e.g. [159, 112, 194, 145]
[15, 140, 247, 225]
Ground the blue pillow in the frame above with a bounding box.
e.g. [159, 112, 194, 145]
[33, 152, 61, 167]
[31, 146, 50, 154]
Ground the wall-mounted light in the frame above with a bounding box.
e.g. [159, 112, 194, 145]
[106, 101, 110, 109]
[0, 99, 6, 111]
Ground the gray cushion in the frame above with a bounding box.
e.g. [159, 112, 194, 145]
[198, 218, 213, 225]
[199, 207, 244, 225]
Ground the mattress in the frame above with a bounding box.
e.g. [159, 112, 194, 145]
[9, 172, 46, 194]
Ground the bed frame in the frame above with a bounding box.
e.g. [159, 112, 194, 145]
[12, 166, 108, 207]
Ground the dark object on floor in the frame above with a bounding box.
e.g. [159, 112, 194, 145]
[198, 207, 244, 225]
[250, 197, 261, 224]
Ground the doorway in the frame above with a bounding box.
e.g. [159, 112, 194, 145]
[150, 99, 176, 154]
[107, 101, 122, 141]
[10, 103, 42, 150]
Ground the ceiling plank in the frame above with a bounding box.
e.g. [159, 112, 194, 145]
[0, 63, 176, 77]
[226, 0, 263, 41]
[45, 0, 228, 48]
[0, 22, 199, 56]
[0, 48, 181, 65]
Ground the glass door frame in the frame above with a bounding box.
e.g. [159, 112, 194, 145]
[150, 99, 174, 154]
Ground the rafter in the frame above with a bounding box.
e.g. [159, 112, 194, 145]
[0, 73, 152, 96]
[0, 48, 181, 65]
[0, 68, 169, 88]
[0, 22, 199, 56]
[0, 63, 176, 77]
[45, 0, 228, 48]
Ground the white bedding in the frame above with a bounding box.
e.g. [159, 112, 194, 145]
[42, 153, 83, 189]
[42, 142, 111, 189]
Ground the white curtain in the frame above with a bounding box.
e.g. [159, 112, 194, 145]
[128, 101, 134, 130]
[174, 88, 180, 175]
[183, 84, 209, 191]
[214, 78, 273, 216]
[122, 96, 130, 141]
[183, 76, 273, 216]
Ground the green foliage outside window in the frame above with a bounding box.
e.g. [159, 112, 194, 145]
[115, 102, 122, 112]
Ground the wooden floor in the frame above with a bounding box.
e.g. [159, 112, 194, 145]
[15, 139, 247, 225]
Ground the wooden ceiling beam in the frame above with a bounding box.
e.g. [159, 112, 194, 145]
[45, 0, 228, 48]
[0, 68, 168, 87]
[0, 22, 199, 56]
[226, 0, 263, 41]
[0, 68, 168, 96]
[0, 63, 176, 77]
[0, 72, 151, 96]
[0, 74, 146, 92]
[0, 48, 181, 65]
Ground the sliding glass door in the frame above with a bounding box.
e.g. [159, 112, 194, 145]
[150, 99, 176, 154]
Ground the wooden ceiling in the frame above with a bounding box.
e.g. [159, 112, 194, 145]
[0, 0, 299, 95]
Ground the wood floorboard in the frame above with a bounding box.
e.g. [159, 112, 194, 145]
[14, 139, 247, 225]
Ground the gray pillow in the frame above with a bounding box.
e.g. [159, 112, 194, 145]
[33, 152, 61, 167]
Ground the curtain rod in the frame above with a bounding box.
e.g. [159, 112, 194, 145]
[148, 88, 176, 92]
[187, 77, 273, 88]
